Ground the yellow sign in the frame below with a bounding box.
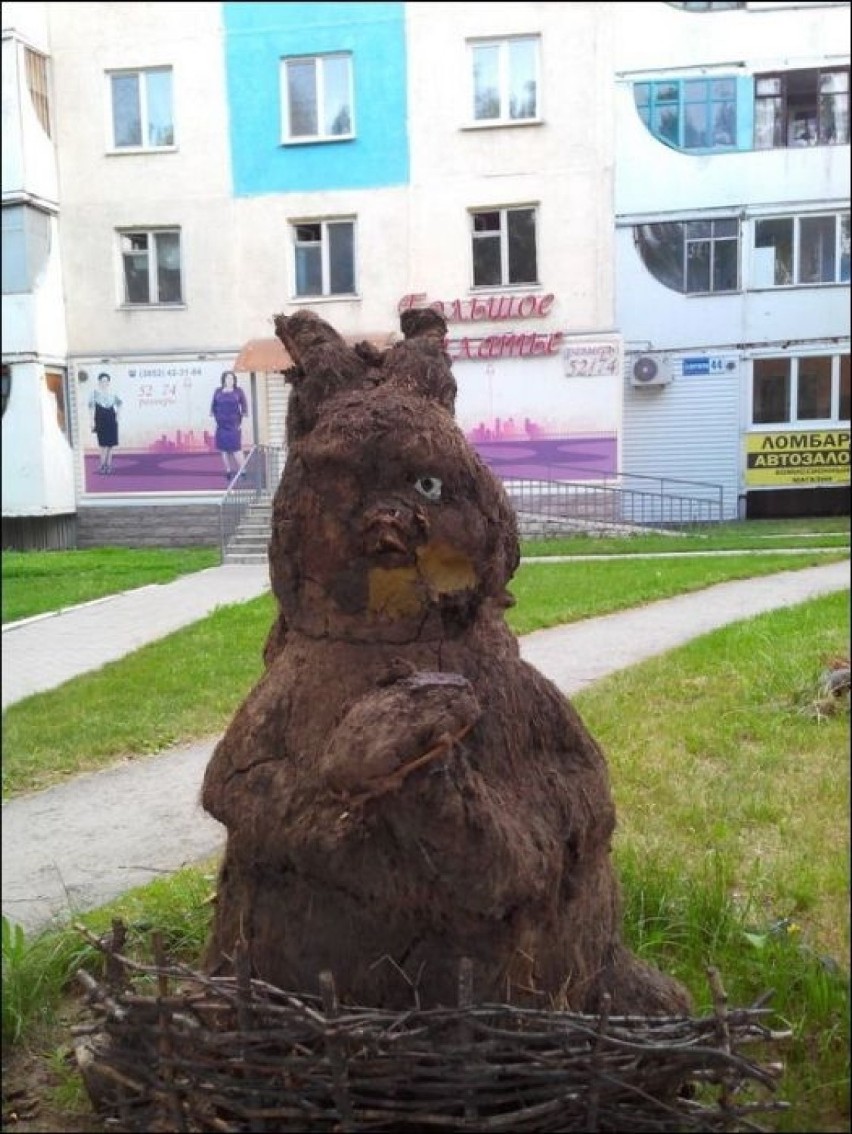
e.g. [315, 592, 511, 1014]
[745, 430, 850, 487]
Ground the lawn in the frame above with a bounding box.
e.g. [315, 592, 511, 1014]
[1, 546, 220, 624]
[2, 550, 848, 797]
[2, 589, 848, 1133]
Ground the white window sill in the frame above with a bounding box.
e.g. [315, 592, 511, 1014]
[106, 145, 178, 156]
[118, 303, 187, 311]
[288, 294, 361, 304]
[281, 134, 355, 146]
[461, 118, 543, 132]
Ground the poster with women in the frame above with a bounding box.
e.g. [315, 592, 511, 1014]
[74, 357, 256, 494]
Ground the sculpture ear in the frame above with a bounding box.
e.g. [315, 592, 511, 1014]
[273, 309, 371, 442]
[399, 307, 447, 343]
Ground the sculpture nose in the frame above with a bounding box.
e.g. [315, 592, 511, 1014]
[363, 500, 429, 555]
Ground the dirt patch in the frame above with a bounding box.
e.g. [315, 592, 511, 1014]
[2, 1001, 103, 1134]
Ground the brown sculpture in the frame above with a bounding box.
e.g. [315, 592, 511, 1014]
[201, 308, 692, 1016]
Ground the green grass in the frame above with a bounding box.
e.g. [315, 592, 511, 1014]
[519, 515, 849, 558]
[3, 552, 848, 798]
[1, 546, 220, 624]
[2, 519, 847, 626]
[507, 550, 847, 634]
[3, 593, 847, 1131]
[572, 591, 850, 1132]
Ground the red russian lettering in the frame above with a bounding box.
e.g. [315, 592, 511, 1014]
[537, 293, 555, 317]
[397, 293, 426, 313]
[486, 296, 512, 320]
[517, 296, 537, 318]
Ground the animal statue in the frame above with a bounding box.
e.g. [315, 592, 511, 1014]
[201, 308, 692, 1016]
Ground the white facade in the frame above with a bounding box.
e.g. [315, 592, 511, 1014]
[1, 1, 75, 530]
[613, 1, 850, 519]
[2, 1, 848, 547]
[405, 2, 621, 460]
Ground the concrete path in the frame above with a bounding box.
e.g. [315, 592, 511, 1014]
[1, 558, 848, 935]
[1, 563, 270, 709]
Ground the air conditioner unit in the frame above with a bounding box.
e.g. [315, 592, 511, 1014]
[630, 354, 672, 387]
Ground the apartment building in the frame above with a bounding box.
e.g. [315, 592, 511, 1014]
[614, 0, 850, 519]
[2, 2, 848, 549]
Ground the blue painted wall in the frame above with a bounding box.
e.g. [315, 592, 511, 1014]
[224, 2, 409, 195]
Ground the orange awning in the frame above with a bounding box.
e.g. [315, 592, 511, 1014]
[232, 338, 293, 373]
[232, 332, 398, 373]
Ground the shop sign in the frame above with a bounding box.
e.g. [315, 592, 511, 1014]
[745, 430, 850, 487]
[398, 292, 555, 322]
[448, 331, 564, 361]
[562, 336, 623, 377]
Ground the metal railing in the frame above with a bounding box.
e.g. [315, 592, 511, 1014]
[219, 448, 723, 559]
[504, 470, 724, 538]
[218, 444, 286, 560]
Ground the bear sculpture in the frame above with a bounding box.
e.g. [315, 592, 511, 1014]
[201, 308, 692, 1016]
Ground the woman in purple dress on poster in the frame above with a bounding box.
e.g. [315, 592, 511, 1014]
[211, 371, 249, 481]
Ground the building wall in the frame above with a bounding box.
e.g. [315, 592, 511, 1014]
[2, 3, 75, 533]
[225, 1, 409, 195]
[613, 0, 850, 519]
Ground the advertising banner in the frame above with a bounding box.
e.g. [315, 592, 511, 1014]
[74, 357, 255, 494]
[745, 430, 850, 487]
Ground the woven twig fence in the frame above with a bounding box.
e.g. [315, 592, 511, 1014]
[72, 921, 791, 1133]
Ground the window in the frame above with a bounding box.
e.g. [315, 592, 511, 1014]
[752, 213, 849, 287]
[752, 354, 850, 426]
[634, 79, 737, 151]
[282, 54, 353, 142]
[292, 219, 355, 297]
[470, 36, 539, 124]
[108, 67, 174, 150]
[635, 219, 740, 293]
[45, 370, 69, 438]
[120, 229, 182, 305]
[754, 68, 849, 149]
[25, 48, 51, 137]
[1, 205, 51, 295]
[471, 207, 537, 288]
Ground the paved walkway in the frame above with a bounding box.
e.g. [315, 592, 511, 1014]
[1, 564, 270, 709]
[1, 557, 849, 935]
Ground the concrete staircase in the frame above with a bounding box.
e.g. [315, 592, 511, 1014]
[222, 496, 274, 564]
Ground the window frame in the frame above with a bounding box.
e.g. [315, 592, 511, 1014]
[634, 217, 741, 295]
[751, 212, 850, 288]
[753, 66, 849, 150]
[470, 205, 539, 289]
[280, 53, 355, 144]
[290, 217, 357, 299]
[106, 66, 175, 152]
[634, 78, 739, 153]
[25, 47, 52, 137]
[117, 227, 184, 307]
[751, 354, 850, 428]
[467, 35, 541, 127]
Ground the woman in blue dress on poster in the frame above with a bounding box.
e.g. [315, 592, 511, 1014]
[210, 370, 249, 481]
[89, 372, 122, 474]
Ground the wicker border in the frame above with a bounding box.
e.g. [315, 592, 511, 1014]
[72, 922, 791, 1133]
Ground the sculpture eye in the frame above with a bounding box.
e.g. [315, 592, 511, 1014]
[414, 476, 442, 502]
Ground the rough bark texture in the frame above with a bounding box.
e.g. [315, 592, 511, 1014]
[202, 308, 692, 1016]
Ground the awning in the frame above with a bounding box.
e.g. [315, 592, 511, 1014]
[232, 338, 293, 373]
[232, 332, 398, 373]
